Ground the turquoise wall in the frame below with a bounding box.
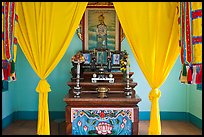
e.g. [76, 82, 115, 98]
[2, 82, 15, 128]
[2, 83, 15, 119]
[187, 85, 202, 119]
[13, 33, 82, 112]
[2, 33, 202, 126]
[11, 34, 187, 112]
[121, 39, 187, 112]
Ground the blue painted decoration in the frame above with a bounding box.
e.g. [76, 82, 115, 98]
[71, 108, 133, 135]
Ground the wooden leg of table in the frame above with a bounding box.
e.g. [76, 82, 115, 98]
[65, 106, 72, 135]
[132, 106, 139, 135]
[132, 122, 139, 135]
[66, 123, 72, 135]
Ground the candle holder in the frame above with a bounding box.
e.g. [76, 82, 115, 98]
[124, 78, 132, 98]
[71, 52, 85, 98]
[124, 62, 132, 98]
[73, 61, 82, 98]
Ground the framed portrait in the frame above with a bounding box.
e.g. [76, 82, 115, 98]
[112, 53, 120, 65]
[83, 6, 120, 51]
[96, 51, 107, 64]
[83, 53, 91, 64]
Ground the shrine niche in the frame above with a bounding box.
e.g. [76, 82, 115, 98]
[64, 2, 141, 135]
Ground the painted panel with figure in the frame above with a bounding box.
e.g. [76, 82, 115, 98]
[84, 8, 119, 51]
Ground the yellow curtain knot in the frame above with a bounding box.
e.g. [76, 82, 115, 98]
[149, 88, 161, 101]
[36, 79, 51, 93]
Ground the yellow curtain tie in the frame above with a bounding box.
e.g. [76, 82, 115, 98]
[149, 88, 161, 102]
[148, 88, 161, 135]
[36, 79, 51, 93]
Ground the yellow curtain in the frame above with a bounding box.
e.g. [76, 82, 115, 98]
[15, 2, 87, 135]
[114, 2, 179, 135]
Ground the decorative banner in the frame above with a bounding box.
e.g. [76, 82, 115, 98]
[2, 2, 18, 82]
[71, 108, 133, 135]
[178, 2, 202, 85]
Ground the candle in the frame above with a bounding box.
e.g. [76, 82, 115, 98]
[77, 62, 80, 76]
[126, 61, 130, 78]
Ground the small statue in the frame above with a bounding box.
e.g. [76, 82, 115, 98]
[96, 14, 107, 49]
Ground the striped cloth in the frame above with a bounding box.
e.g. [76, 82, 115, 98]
[178, 2, 202, 84]
[2, 2, 18, 82]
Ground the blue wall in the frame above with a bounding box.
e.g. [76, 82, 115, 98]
[11, 35, 187, 112]
[2, 82, 15, 128]
[187, 85, 202, 119]
[2, 83, 14, 119]
[186, 84, 202, 128]
[121, 39, 187, 112]
[2, 33, 202, 128]
[13, 33, 82, 112]
[2, 84, 14, 119]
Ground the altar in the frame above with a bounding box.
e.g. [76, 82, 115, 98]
[63, 2, 141, 135]
[64, 54, 141, 135]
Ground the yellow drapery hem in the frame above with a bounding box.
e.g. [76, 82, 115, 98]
[15, 2, 88, 135]
[114, 2, 180, 135]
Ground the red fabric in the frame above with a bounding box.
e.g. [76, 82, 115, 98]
[2, 62, 10, 81]
[192, 9, 202, 19]
[14, 37, 18, 44]
[196, 65, 202, 84]
[178, 17, 180, 24]
[180, 3, 185, 64]
[192, 36, 202, 44]
[185, 2, 192, 63]
[7, 62, 11, 78]
[3, 69, 8, 81]
[199, 65, 202, 83]
[15, 14, 18, 21]
[5, 2, 10, 60]
[187, 66, 192, 84]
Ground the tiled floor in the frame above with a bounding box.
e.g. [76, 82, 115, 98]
[2, 120, 202, 135]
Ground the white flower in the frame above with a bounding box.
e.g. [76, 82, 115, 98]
[120, 123, 125, 129]
[83, 125, 88, 131]
[123, 118, 127, 124]
[95, 122, 113, 135]
[78, 120, 82, 126]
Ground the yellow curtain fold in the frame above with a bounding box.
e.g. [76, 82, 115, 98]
[15, 2, 87, 135]
[114, 2, 180, 135]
